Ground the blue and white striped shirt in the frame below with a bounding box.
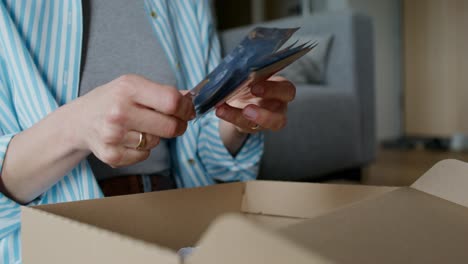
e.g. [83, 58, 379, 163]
[0, 1, 263, 262]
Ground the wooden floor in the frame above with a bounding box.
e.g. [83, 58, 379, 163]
[362, 148, 468, 187]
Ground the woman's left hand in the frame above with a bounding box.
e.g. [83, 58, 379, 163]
[215, 76, 296, 134]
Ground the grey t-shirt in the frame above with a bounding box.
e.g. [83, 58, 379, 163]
[80, 0, 175, 180]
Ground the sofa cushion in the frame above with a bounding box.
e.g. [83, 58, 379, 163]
[278, 34, 333, 84]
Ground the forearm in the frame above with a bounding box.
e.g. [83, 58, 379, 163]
[0, 102, 89, 204]
[218, 120, 248, 156]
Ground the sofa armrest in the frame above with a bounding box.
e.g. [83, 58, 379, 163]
[259, 86, 361, 181]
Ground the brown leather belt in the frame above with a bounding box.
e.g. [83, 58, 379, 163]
[98, 174, 175, 197]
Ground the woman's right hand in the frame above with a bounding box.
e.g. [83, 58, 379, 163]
[1, 74, 194, 203]
[72, 74, 195, 167]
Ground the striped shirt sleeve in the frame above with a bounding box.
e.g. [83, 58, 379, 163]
[0, 63, 21, 241]
[195, 0, 221, 73]
[0, 61, 44, 242]
[0, 135, 21, 241]
[198, 111, 264, 182]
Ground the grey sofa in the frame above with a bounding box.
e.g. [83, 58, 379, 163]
[219, 11, 376, 181]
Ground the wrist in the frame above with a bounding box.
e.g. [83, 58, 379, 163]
[220, 119, 248, 138]
[61, 99, 92, 155]
[219, 119, 249, 156]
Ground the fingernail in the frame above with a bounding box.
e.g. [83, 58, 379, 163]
[243, 107, 258, 120]
[251, 85, 264, 96]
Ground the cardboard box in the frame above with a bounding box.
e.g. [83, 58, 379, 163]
[21, 159, 468, 263]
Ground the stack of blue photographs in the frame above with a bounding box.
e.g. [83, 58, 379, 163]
[190, 27, 317, 116]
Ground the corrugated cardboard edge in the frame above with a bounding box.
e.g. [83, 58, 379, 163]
[411, 159, 468, 208]
[21, 206, 178, 264]
[241, 180, 397, 219]
[186, 214, 332, 264]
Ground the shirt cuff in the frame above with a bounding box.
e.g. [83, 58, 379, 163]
[0, 133, 21, 240]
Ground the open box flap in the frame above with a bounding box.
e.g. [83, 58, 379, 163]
[242, 180, 396, 219]
[278, 187, 468, 264]
[187, 214, 331, 264]
[21, 206, 178, 264]
[31, 182, 245, 250]
[411, 159, 468, 208]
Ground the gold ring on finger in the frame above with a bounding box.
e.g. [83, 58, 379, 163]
[251, 124, 261, 130]
[136, 132, 147, 150]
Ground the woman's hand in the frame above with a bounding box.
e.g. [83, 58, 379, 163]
[1, 74, 194, 204]
[214, 76, 296, 155]
[216, 76, 295, 133]
[74, 74, 195, 167]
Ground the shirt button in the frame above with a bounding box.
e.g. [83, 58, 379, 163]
[188, 159, 195, 165]
[150, 10, 157, 18]
[175, 61, 181, 70]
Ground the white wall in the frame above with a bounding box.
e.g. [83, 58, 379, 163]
[347, 0, 403, 141]
[310, 0, 403, 141]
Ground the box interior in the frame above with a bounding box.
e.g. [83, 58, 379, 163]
[30, 180, 394, 251]
[186, 214, 332, 264]
[31, 182, 244, 250]
[275, 159, 468, 263]
[22, 159, 468, 264]
[279, 187, 468, 264]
